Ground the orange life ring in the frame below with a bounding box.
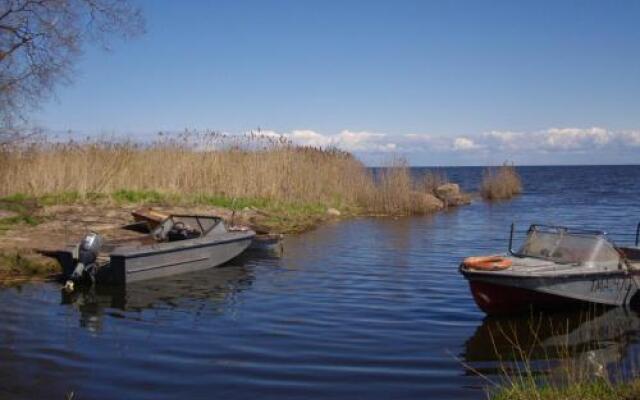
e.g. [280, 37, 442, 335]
[463, 256, 512, 271]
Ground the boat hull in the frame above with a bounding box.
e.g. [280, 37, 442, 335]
[462, 268, 637, 315]
[99, 233, 255, 284]
[467, 280, 584, 314]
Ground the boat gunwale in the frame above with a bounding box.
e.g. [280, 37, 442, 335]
[110, 231, 256, 259]
[459, 263, 632, 280]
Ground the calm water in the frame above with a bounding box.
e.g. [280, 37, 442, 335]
[1, 165, 640, 399]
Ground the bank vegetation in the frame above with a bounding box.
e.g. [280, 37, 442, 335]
[0, 132, 468, 218]
[480, 164, 523, 201]
[0, 132, 472, 282]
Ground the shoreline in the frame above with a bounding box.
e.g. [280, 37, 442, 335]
[0, 188, 471, 284]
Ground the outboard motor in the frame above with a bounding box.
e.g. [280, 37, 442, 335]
[65, 232, 103, 291]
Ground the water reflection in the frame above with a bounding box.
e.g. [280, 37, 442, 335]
[61, 264, 255, 332]
[463, 307, 640, 381]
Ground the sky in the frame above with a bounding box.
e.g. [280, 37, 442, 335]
[35, 0, 640, 166]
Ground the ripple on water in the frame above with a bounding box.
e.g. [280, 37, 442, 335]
[0, 165, 639, 399]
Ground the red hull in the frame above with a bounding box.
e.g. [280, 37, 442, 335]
[468, 280, 583, 315]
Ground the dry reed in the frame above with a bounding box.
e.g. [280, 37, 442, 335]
[480, 164, 522, 201]
[0, 132, 448, 215]
[418, 169, 448, 195]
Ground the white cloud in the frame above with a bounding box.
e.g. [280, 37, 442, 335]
[289, 129, 333, 147]
[264, 129, 397, 152]
[403, 133, 433, 141]
[619, 131, 640, 147]
[335, 130, 388, 151]
[542, 127, 611, 151]
[47, 125, 640, 165]
[482, 130, 526, 150]
[453, 137, 480, 151]
[229, 126, 640, 163]
[480, 127, 628, 153]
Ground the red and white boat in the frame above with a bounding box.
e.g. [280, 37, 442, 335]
[460, 224, 640, 315]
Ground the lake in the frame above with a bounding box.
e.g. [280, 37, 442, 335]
[1, 165, 639, 399]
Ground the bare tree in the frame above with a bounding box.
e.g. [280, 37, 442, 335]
[0, 0, 144, 141]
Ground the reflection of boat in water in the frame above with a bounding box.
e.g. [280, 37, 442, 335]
[462, 307, 640, 379]
[61, 263, 256, 331]
[460, 224, 640, 315]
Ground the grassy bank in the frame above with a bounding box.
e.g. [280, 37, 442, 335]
[0, 251, 59, 283]
[0, 133, 471, 282]
[0, 134, 369, 208]
[0, 133, 465, 217]
[492, 378, 640, 400]
[0, 190, 330, 234]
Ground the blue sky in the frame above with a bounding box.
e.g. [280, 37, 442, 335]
[36, 0, 640, 165]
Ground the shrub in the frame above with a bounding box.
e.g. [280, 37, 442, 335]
[480, 164, 522, 201]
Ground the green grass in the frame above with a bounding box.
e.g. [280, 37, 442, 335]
[0, 215, 41, 227]
[1, 190, 324, 208]
[190, 194, 329, 232]
[0, 251, 58, 277]
[491, 378, 640, 400]
[0, 195, 45, 234]
[111, 189, 165, 204]
[0, 193, 35, 215]
[191, 194, 272, 210]
[0, 193, 32, 203]
[0, 190, 338, 234]
[255, 202, 328, 233]
[39, 191, 109, 205]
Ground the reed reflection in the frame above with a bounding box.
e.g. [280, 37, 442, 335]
[462, 307, 640, 384]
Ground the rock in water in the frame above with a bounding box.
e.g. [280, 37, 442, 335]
[410, 193, 444, 213]
[435, 183, 472, 207]
[435, 183, 460, 199]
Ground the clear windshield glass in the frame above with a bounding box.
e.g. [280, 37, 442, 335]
[517, 228, 620, 266]
[195, 216, 221, 234]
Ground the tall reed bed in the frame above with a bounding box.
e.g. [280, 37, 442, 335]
[367, 159, 449, 215]
[0, 132, 446, 215]
[480, 164, 522, 201]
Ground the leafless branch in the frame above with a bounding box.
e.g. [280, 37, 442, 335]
[0, 0, 145, 139]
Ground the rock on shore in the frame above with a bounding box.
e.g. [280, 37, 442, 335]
[410, 192, 444, 212]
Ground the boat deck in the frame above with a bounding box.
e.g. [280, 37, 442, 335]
[466, 255, 625, 278]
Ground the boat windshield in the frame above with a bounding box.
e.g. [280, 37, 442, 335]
[517, 227, 620, 266]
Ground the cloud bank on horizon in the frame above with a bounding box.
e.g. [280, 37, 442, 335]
[53, 126, 639, 166]
[250, 126, 640, 166]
